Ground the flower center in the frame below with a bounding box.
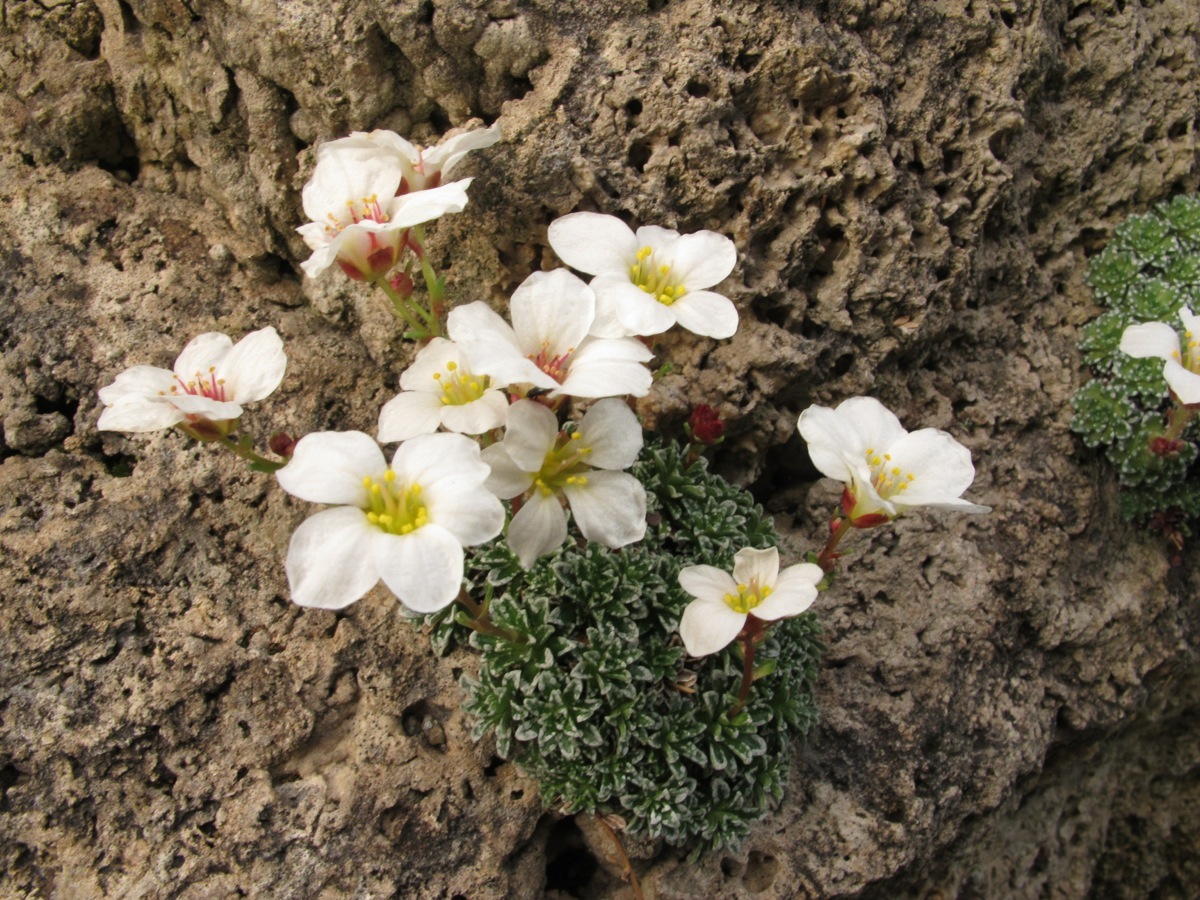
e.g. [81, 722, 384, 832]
[865, 448, 915, 499]
[629, 245, 687, 307]
[324, 194, 390, 235]
[431, 359, 491, 405]
[532, 431, 593, 496]
[724, 581, 772, 615]
[1172, 328, 1199, 372]
[166, 367, 228, 401]
[529, 342, 574, 383]
[363, 471, 428, 535]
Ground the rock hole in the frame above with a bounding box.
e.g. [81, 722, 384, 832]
[744, 850, 778, 891]
[624, 98, 643, 117]
[1168, 119, 1189, 139]
[102, 451, 136, 478]
[736, 51, 760, 71]
[483, 755, 503, 777]
[401, 700, 430, 737]
[544, 817, 598, 894]
[686, 79, 710, 98]
[116, 0, 140, 32]
[999, 9, 1015, 27]
[628, 141, 651, 173]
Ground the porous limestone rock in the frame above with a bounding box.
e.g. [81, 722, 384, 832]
[2, 0, 1199, 896]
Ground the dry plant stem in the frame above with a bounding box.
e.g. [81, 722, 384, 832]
[594, 815, 644, 900]
[455, 590, 522, 642]
[727, 618, 766, 719]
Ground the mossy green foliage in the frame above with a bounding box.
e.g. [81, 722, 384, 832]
[431, 441, 823, 853]
[1072, 195, 1200, 528]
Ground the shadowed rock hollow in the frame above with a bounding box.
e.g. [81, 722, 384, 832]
[2, 0, 1199, 896]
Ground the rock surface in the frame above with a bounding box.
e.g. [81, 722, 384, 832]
[2, 0, 1199, 897]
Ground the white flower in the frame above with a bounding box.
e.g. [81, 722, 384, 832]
[482, 399, 646, 567]
[352, 123, 501, 194]
[1119, 306, 1200, 405]
[677, 547, 822, 657]
[276, 431, 504, 613]
[378, 337, 510, 442]
[448, 269, 654, 399]
[797, 397, 990, 522]
[547, 212, 739, 339]
[297, 139, 471, 280]
[97, 327, 287, 434]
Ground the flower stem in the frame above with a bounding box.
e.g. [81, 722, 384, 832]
[727, 618, 766, 719]
[1166, 402, 1196, 440]
[456, 589, 523, 642]
[412, 225, 447, 334]
[218, 433, 287, 473]
[816, 515, 854, 573]
[377, 277, 435, 339]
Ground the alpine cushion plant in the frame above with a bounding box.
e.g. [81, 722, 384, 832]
[1071, 195, 1200, 532]
[97, 327, 287, 439]
[482, 398, 646, 567]
[547, 211, 739, 340]
[276, 430, 504, 613]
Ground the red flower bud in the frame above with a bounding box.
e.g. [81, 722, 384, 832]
[269, 432, 298, 458]
[688, 404, 725, 444]
[389, 270, 415, 297]
[1149, 436, 1185, 457]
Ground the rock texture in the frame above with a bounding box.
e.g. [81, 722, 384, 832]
[2, 0, 1199, 896]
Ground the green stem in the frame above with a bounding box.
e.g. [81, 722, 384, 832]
[1166, 403, 1196, 440]
[219, 434, 286, 472]
[411, 225, 446, 335]
[376, 278, 433, 338]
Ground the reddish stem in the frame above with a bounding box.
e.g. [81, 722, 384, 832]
[816, 515, 853, 573]
[727, 618, 766, 719]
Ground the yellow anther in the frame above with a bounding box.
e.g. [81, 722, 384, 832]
[379, 514, 393, 527]
[737, 583, 748, 593]
[367, 512, 380, 524]
[724, 593, 735, 604]
[762, 585, 773, 597]
[907, 473, 915, 481]
[399, 523, 413, 534]
[362, 476, 373, 488]
[576, 475, 588, 485]
[892, 467, 901, 475]
[384, 470, 396, 483]
[660, 264, 670, 274]
[637, 246, 652, 260]
[571, 432, 583, 440]
[410, 484, 422, 496]
[446, 361, 458, 371]
[432, 372, 441, 380]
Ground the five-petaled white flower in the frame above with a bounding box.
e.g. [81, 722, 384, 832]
[482, 399, 646, 568]
[297, 139, 471, 280]
[547, 212, 739, 340]
[1119, 306, 1200, 405]
[97, 327, 287, 435]
[797, 397, 990, 524]
[448, 269, 654, 399]
[378, 338, 510, 443]
[349, 123, 501, 194]
[677, 547, 823, 657]
[276, 431, 504, 613]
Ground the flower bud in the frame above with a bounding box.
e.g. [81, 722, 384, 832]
[688, 404, 725, 444]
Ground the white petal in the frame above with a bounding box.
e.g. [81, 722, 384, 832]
[424, 480, 505, 547]
[299, 242, 339, 278]
[837, 397, 908, 454]
[421, 123, 501, 177]
[377, 391, 445, 442]
[510, 269, 596, 357]
[97, 365, 176, 405]
[390, 432, 491, 493]
[386, 179, 471, 227]
[302, 144, 404, 223]
[167, 394, 244, 421]
[277, 431, 386, 506]
[449, 302, 559, 389]
[886, 429, 976, 506]
[576, 399, 643, 470]
[669, 289, 739, 340]
[482, 444, 535, 498]
[1178, 306, 1200, 335]
[679, 596, 746, 657]
[678, 564, 739, 603]
[1164, 359, 1200, 404]
[547, 212, 639, 277]
[398, 338, 461, 392]
[594, 277, 676, 338]
[96, 397, 186, 432]
[217, 327, 287, 403]
[498, 400, 558, 473]
[754, 563, 822, 621]
[732, 547, 780, 588]
[508, 491, 569, 568]
[375, 525, 465, 613]
[668, 230, 738, 289]
[438, 391, 509, 434]
[1120, 321, 1181, 360]
[563, 471, 646, 549]
[286, 507, 381, 609]
[556, 338, 653, 398]
[360, 129, 420, 165]
[797, 404, 863, 483]
[173, 333, 233, 381]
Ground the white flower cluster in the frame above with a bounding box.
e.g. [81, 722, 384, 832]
[96, 121, 990, 671]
